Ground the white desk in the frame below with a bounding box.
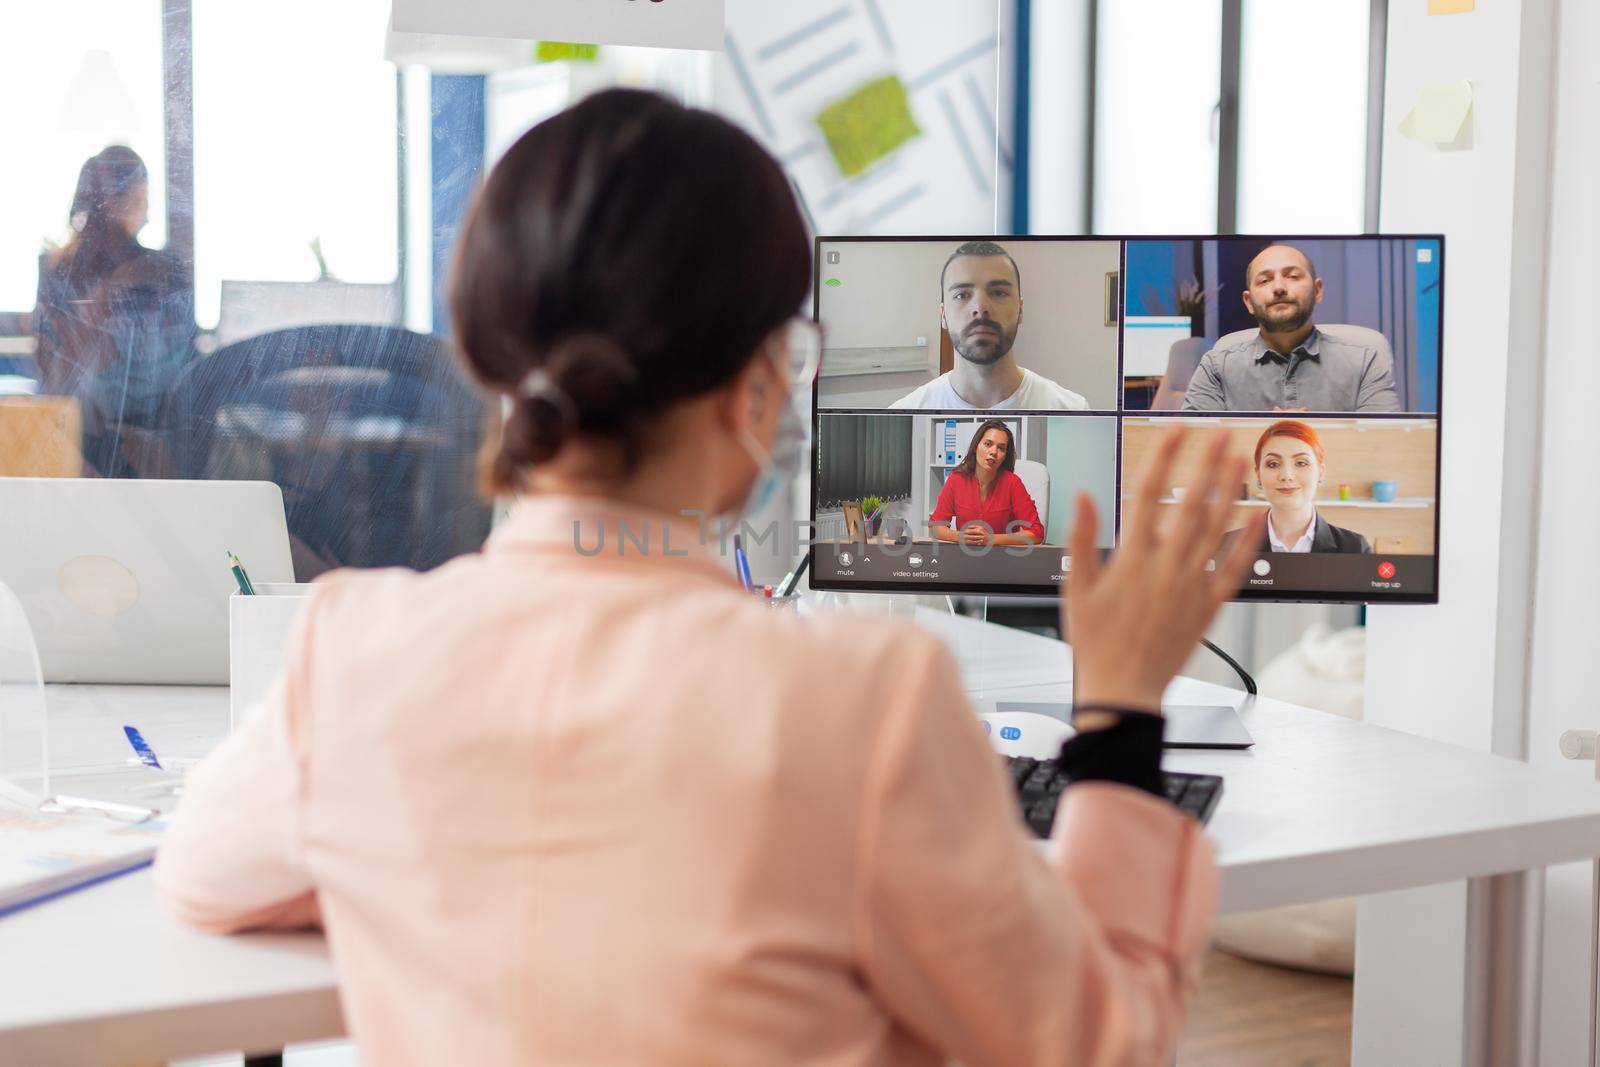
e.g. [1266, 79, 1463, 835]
[0, 685, 344, 1065]
[3, 611, 1597, 1066]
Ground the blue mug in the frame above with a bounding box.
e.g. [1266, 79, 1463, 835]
[1371, 480, 1398, 503]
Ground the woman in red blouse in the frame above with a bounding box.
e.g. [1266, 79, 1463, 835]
[930, 419, 1045, 546]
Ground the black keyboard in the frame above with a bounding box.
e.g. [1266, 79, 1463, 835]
[1002, 756, 1224, 837]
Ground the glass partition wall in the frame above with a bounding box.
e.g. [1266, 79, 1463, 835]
[0, 0, 1005, 587]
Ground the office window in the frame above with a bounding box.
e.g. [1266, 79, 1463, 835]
[1027, 0, 1093, 234]
[192, 0, 399, 333]
[485, 65, 574, 172]
[0, 2, 167, 314]
[400, 67, 433, 335]
[1236, 2, 1369, 233]
[1093, 0, 1221, 234]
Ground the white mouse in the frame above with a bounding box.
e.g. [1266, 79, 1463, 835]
[977, 710, 1074, 760]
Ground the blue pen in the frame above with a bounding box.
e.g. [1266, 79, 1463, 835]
[733, 533, 753, 592]
[123, 726, 163, 770]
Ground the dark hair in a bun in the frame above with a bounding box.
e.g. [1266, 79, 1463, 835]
[448, 88, 812, 493]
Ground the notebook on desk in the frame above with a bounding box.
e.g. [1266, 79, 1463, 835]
[0, 788, 162, 920]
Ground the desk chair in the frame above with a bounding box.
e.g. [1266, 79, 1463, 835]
[1150, 336, 1212, 411]
[1013, 459, 1050, 526]
[162, 324, 492, 578]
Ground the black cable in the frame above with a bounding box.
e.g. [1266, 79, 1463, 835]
[1201, 638, 1258, 697]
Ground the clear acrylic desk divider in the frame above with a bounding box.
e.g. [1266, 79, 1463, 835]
[0, 580, 48, 802]
[798, 589, 991, 699]
[971, 596, 990, 704]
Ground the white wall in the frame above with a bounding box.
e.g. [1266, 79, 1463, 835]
[1041, 415, 1116, 548]
[1366, 0, 1550, 760]
[1356, 1, 1560, 1063]
[817, 241, 946, 355]
[817, 239, 1121, 408]
[1525, 0, 1600, 1062]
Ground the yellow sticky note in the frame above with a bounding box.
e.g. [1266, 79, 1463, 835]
[1398, 80, 1473, 146]
[536, 41, 599, 63]
[816, 75, 922, 179]
[1428, 0, 1474, 14]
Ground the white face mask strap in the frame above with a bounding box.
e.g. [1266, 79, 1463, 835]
[737, 426, 775, 476]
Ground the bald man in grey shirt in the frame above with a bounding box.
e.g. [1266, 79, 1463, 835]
[1183, 244, 1401, 413]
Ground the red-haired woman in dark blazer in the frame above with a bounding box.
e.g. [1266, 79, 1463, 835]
[1219, 420, 1372, 554]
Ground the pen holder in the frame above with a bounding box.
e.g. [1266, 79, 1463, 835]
[229, 583, 312, 730]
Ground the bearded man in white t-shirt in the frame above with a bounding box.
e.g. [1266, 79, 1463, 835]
[890, 240, 1089, 410]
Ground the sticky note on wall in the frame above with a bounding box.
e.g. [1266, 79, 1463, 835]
[1428, 0, 1474, 14]
[816, 75, 922, 179]
[1398, 80, 1473, 146]
[536, 42, 599, 63]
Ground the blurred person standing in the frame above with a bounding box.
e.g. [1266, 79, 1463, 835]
[33, 145, 194, 475]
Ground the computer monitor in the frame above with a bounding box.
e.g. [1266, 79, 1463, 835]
[808, 234, 1443, 605]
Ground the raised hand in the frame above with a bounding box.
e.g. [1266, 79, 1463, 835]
[1062, 428, 1265, 713]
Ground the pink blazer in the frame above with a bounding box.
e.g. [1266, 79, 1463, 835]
[155, 495, 1216, 1066]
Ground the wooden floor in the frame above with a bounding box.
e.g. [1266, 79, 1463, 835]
[1179, 950, 1354, 1067]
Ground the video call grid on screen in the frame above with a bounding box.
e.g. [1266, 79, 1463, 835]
[808, 234, 1444, 604]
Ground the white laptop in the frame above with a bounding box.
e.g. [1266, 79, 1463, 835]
[0, 479, 294, 684]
